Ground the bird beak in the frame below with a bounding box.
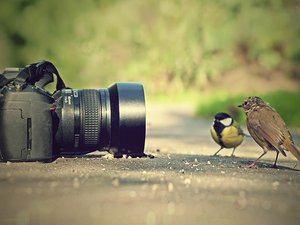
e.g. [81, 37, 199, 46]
[237, 104, 242, 108]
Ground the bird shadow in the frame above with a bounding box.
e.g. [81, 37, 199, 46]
[238, 159, 300, 171]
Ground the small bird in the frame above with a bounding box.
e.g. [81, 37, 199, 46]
[239, 96, 300, 168]
[210, 112, 245, 156]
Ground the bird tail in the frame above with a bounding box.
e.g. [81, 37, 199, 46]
[242, 133, 251, 138]
[286, 142, 300, 161]
[238, 126, 251, 137]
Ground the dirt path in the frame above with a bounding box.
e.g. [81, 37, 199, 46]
[0, 103, 299, 225]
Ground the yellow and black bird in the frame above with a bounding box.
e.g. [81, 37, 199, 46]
[210, 112, 245, 156]
[239, 96, 300, 168]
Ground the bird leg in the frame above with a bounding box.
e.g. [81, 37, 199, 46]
[247, 151, 267, 169]
[272, 151, 279, 168]
[213, 147, 223, 156]
[231, 147, 236, 157]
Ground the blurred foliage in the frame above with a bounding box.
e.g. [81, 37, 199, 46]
[0, 0, 300, 93]
[196, 91, 300, 127]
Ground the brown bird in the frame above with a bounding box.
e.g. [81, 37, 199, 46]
[238, 96, 300, 168]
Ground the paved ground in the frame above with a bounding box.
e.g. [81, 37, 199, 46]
[0, 103, 300, 225]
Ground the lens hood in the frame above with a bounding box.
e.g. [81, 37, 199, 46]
[108, 83, 146, 156]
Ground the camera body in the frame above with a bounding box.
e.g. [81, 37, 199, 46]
[0, 61, 146, 162]
[0, 82, 56, 161]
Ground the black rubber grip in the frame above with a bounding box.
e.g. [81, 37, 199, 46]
[80, 90, 101, 146]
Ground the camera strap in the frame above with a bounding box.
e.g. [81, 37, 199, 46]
[15, 61, 66, 91]
[0, 75, 12, 87]
[0, 69, 18, 87]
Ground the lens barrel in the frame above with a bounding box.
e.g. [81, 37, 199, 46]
[54, 83, 146, 157]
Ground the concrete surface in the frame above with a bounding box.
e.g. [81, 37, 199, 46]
[0, 103, 300, 225]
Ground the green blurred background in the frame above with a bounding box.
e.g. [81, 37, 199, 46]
[1, 0, 300, 126]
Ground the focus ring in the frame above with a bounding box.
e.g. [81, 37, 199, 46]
[80, 90, 101, 146]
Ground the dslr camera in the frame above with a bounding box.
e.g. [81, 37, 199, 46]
[0, 61, 146, 162]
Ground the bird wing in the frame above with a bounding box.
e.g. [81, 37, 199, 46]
[260, 106, 300, 161]
[249, 106, 287, 156]
[247, 111, 273, 149]
[236, 123, 244, 136]
[236, 123, 251, 137]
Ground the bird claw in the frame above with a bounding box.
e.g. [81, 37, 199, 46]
[239, 163, 257, 169]
[293, 164, 297, 169]
[247, 164, 258, 169]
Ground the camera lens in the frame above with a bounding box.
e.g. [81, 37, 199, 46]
[54, 83, 146, 157]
